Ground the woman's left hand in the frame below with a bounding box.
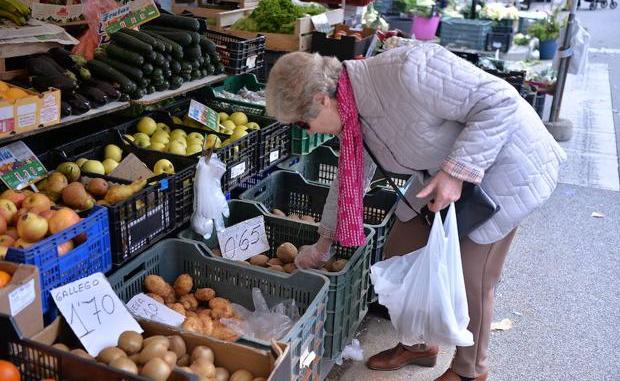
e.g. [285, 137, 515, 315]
[416, 171, 464, 212]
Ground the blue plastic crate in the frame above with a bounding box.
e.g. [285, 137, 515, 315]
[5, 206, 112, 314]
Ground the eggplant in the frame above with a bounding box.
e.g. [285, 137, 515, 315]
[48, 47, 77, 70]
[31, 75, 77, 92]
[65, 94, 91, 114]
[84, 79, 121, 101]
[26, 55, 67, 77]
[77, 86, 108, 107]
[60, 101, 72, 117]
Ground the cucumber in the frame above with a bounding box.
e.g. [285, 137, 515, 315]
[206, 63, 215, 75]
[94, 55, 143, 81]
[155, 81, 169, 91]
[120, 28, 165, 52]
[164, 53, 172, 62]
[138, 77, 151, 88]
[169, 76, 183, 90]
[145, 86, 155, 94]
[143, 30, 183, 59]
[191, 69, 202, 80]
[214, 63, 224, 74]
[152, 67, 163, 78]
[170, 60, 181, 74]
[202, 54, 211, 66]
[191, 60, 201, 69]
[180, 62, 193, 73]
[143, 31, 172, 53]
[184, 45, 202, 61]
[110, 32, 154, 55]
[181, 73, 191, 81]
[201, 68, 209, 77]
[199, 36, 218, 56]
[143, 26, 193, 47]
[119, 93, 131, 102]
[197, 56, 205, 67]
[164, 68, 172, 78]
[130, 88, 146, 99]
[142, 63, 154, 75]
[149, 13, 200, 32]
[150, 52, 166, 67]
[87, 59, 136, 93]
[104, 44, 144, 66]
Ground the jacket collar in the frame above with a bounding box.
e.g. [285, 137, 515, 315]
[343, 60, 385, 118]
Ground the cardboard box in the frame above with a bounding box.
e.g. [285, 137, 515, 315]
[0, 261, 43, 338]
[32, 317, 291, 381]
[0, 81, 61, 138]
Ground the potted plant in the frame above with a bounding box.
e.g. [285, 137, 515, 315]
[395, 0, 440, 40]
[528, 10, 561, 60]
[480, 3, 520, 32]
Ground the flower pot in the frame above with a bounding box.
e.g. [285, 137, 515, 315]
[539, 39, 558, 60]
[412, 15, 440, 40]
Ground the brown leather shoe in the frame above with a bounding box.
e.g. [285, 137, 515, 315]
[434, 368, 488, 381]
[366, 343, 438, 371]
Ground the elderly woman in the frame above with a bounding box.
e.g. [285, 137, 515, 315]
[265, 44, 565, 381]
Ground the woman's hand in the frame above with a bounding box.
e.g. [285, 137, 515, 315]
[295, 236, 333, 269]
[416, 171, 464, 212]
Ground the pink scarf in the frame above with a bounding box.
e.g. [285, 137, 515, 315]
[334, 69, 366, 247]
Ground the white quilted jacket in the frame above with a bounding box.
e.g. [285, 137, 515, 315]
[319, 44, 567, 244]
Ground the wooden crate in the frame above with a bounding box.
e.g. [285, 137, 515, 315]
[216, 8, 344, 51]
[0, 41, 61, 81]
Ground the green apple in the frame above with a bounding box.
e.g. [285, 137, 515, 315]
[156, 123, 171, 134]
[82, 160, 105, 175]
[186, 144, 203, 155]
[168, 141, 187, 155]
[153, 159, 175, 175]
[230, 129, 248, 141]
[170, 129, 187, 140]
[75, 158, 88, 168]
[137, 116, 157, 136]
[246, 122, 260, 130]
[186, 137, 203, 147]
[123, 134, 134, 143]
[149, 142, 166, 152]
[102, 159, 118, 175]
[205, 134, 222, 149]
[104, 144, 123, 162]
[218, 112, 229, 123]
[151, 131, 170, 145]
[171, 137, 187, 148]
[187, 132, 204, 141]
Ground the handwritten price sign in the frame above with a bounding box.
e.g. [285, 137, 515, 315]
[126, 293, 185, 327]
[217, 216, 270, 261]
[52, 273, 142, 356]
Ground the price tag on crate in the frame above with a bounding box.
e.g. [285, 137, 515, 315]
[0, 141, 47, 190]
[99, 0, 160, 41]
[269, 150, 280, 164]
[126, 293, 185, 327]
[188, 99, 219, 132]
[311, 13, 332, 34]
[217, 216, 270, 261]
[52, 272, 143, 356]
[230, 161, 246, 179]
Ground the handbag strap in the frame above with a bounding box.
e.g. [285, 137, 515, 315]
[363, 140, 420, 218]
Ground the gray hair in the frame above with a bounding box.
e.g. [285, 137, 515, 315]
[265, 52, 343, 123]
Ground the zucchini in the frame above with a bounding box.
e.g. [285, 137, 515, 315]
[199, 36, 218, 56]
[94, 55, 144, 81]
[104, 44, 144, 66]
[143, 26, 193, 47]
[143, 30, 183, 59]
[142, 63, 154, 75]
[163, 68, 172, 78]
[181, 61, 193, 73]
[169, 76, 183, 90]
[87, 59, 136, 93]
[155, 81, 169, 91]
[202, 54, 211, 66]
[181, 73, 191, 81]
[138, 78, 151, 88]
[206, 63, 215, 75]
[110, 32, 154, 55]
[60, 101, 72, 117]
[164, 53, 172, 62]
[170, 60, 181, 74]
[149, 13, 200, 32]
[145, 86, 155, 94]
[201, 68, 209, 77]
[120, 28, 165, 52]
[197, 56, 205, 67]
[130, 88, 146, 99]
[184, 45, 202, 60]
[119, 93, 131, 102]
[152, 52, 166, 67]
[191, 69, 202, 80]
[214, 63, 224, 74]
[191, 60, 201, 69]
[151, 67, 163, 78]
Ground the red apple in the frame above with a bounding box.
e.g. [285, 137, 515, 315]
[0, 199, 17, 225]
[57, 240, 74, 256]
[0, 215, 6, 235]
[0, 235, 15, 247]
[48, 208, 80, 235]
[13, 238, 34, 249]
[39, 209, 56, 221]
[0, 190, 26, 208]
[6, 227, 17, 240]
[17, 213, 48, 242]
[22, 193, 51, 212]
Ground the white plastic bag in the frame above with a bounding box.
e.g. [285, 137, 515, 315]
[191, 154, 229, 240]
[553, 19, 590, 75]
[370, 204, 474, 347]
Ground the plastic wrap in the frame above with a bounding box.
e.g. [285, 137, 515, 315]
[191, 154, 230, 240]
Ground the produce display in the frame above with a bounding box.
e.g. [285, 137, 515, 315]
[143, 274, 240, 342]
[0, 0, 30, 26]
[271, 208, 316, 223]
[232, 0, 326, 34]
[50, 331, 267, 381]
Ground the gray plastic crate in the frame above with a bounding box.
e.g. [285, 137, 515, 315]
[107, 238, 328, 381]
[440, 18, 493, 51]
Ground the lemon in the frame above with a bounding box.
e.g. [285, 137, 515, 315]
[229, 112, 248, 126]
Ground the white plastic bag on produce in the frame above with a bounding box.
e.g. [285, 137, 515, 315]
[191, 154, 229, 240]
[221, 288, 300, 341]
[370, 203, 474, 347]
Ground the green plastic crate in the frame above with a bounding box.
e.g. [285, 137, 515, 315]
[107, 238, 328, 381]
[291, 127, 335, 155]
[201, 73, 267, 116]
[278, 145, 412, 189]
[178, 200, 375, 360]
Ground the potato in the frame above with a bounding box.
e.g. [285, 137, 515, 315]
[129, 353, 141, 364]
[253, 378, 267, 381]
[144, 275, 174, 298]
[201, 316, 215, 336]
[71, 349, 94, 360]
[167, 302, 186, 316]
[208, 297, 230, 310]
[215, 367, 230, 381]
[195, 287, 216, 303]
[141, 358, 171, 381]
[177, 353, 190, 367]
[138, 343, 167, 365]
[276, 242, 297, 264]
[182, 316, 203, 334]
[163, 351, 177, 367]
[210, 304, 234, 320]
[198, 309, 212, 320]
[186, 310, 198, 319]
[142, 336, 169, 350]
[329, 259, 348, 272]
[249, 254, 269, 267]
[110, 357, 138, 374]
[301, 215, 316, 223]
[97, 347, 126, 364]
[266, 258, 283, 267]
[271, 208, 286, 217]
[191, 345, 215, 363]
[191, 357, 216, 379]
[283, 263, 297, 274]
[230, 369, 254, 381]
[146, 293, 164, 304]
[168, 335, 186, 358]
[52, 343, 69, 352]
[268, 265, 285, 273]
[288, 214, 301, 220]
[174, 274, 193, 296]
[211, 322, 239, 342]
[179, 294, 199, 310]
[118, 331, 143, 355]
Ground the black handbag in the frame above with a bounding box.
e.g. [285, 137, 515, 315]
[363, 141, 500, 238]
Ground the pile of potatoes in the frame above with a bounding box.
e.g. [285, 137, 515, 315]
[271, 208, 316, 223]
[52, 332, 266, 381]
[144, 274, 239, 342]
[246, 242, 298, 274]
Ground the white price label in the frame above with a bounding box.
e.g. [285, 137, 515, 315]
[9, 279, 35, 316]
[311, 13, 331, 34]
[230, 162, 246, 179]
[299, 338, 316, 368]
[246, 55, 257, 69]
[126, 293, 185, 327]
[52, 273, 143, 356]
[269, 150, 280, 164]
[217, 216, 270, 261]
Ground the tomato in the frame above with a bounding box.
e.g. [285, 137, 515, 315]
[0, 360, 20, 381]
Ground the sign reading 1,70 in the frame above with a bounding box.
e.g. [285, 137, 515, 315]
[217, 216, 270, 261]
